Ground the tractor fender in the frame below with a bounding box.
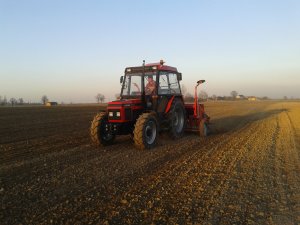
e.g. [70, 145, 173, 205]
[165, 96, 175, 113]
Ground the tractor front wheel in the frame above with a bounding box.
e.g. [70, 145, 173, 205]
[90, 112, 115, 146]
[133, 113, 158, 150]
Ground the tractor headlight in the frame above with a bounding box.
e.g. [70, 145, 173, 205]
[116, 111, 120, 117]
[109, 111, 113, 117]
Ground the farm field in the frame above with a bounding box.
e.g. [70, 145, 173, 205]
[1, 101, 300, 224]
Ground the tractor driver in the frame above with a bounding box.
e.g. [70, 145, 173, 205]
[145, 75, 157, 95]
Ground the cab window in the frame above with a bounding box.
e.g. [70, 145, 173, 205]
[158, 72, 181, 95]
[169, 73, 181, 94]
[158, 73, 169, 95]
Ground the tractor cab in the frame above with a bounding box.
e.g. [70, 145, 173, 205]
[119, 60, 182, 111]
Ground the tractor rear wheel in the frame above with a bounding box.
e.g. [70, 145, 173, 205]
[168, 99, 186, 139]
[90, 112, 115, 146]
[133, 113, 158, 150]
[199, 120, 209, 137]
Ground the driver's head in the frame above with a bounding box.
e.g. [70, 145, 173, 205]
[148, 75, 153, 81]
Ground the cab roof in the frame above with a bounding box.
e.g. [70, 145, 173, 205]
[125, 62, 178, 74]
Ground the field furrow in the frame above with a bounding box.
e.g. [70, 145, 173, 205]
[1, 101, 300, 224]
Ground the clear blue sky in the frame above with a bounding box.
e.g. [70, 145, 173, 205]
[1, 0, 299, 102]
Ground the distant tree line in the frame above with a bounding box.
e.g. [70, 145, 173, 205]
[182, 90, 280, 103]
[0, 95, 25, 106]
[2, 92, 297, 107]
[0, 95, 52, 106]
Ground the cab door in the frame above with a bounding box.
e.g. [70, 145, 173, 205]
[157, 71, 181, 113]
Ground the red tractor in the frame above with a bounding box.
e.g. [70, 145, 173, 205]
[90, 60, 209, 149]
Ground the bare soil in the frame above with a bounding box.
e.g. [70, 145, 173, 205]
[1, 101, 300, 224]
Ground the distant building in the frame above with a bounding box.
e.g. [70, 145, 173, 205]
[236, 95, 246, 100]
[248, 96, 257, 101]
[45, 102, 58, 106]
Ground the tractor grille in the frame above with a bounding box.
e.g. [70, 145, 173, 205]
[108, 110, 121, 120]
[124, 108, 131, 120]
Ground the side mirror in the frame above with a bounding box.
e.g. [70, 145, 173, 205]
[177, 73, 182, 81]
[120, 76, 124, 84]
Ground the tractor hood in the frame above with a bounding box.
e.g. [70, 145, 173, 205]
[107, 99, 143, 122]
[108, 99, 142, 107]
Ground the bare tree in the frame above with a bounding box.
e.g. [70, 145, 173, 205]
[18, 98, 24, 105]
[10, 98, 17, 106]
[100, 95, 105, 103]
[283, 96, 288, 100]
[230, 91, 238, 99]
[198, 91, 208, 101]
[95, 93, 105, 103]
[211, 94, 217, 101]
[41, 95, 48, 105]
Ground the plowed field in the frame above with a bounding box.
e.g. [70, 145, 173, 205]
[1, 101, 300, 224]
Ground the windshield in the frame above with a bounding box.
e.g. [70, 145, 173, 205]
[121, 72, 156, 97]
